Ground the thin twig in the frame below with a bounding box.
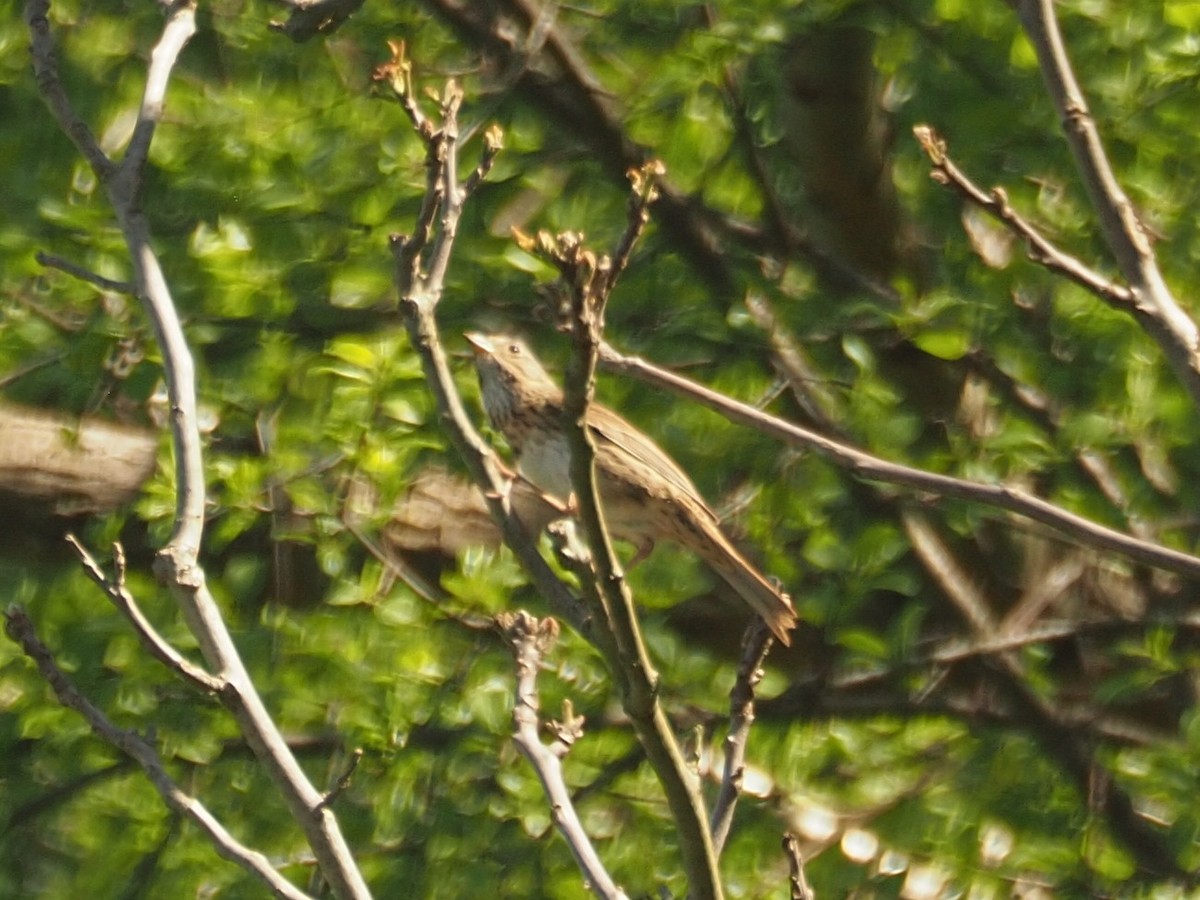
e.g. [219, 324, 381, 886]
[0, 350, 69, 389]
[268, 0, 365, 42]
[463, 123, 504, 197]
[316, 748, 364, 812]
[341, 510, 446, 603]
[605, 161, 662, 293]
[915, 124, 1132, 305]
[418, 0, 739, 298]
[901, 511, 998, 635]
[24, 0, 113, 178]
[35, 251, 135, 293]
[3, 607, 315, 900]
[65, 535, 225, 694]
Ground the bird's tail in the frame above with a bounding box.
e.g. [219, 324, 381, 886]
[689, 519, 797, 646]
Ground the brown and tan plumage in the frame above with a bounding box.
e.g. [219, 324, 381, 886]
[466, 332, 797, 645]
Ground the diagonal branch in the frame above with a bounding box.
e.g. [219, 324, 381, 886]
[66, 536, 224, 694]
[710, 620, 773, 856]
[4, 607, 316, 900]
[121, 0, 196, 182]
[35, 251, 135, 293]
[782, 833, 815, 900]
[1007, 0, 1200, 411]
[751, 293, 1179, 872]
[915, 125, 1131, 306]
[599, 344, 1200, 583]
[24, 2, 113, 179]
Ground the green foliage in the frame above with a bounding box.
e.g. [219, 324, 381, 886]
[4, 0, 1200, 896]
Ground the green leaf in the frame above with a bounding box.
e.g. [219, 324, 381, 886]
[912, 328, 971, 361]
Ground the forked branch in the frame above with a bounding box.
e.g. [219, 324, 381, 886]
[25, 4, 370, 896]
[520, 167, 725, 900]
[4, 607, 315, 900]
[498, 612, 629, 900]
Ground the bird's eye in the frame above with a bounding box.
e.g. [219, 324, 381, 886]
[508, 343, 521, 355]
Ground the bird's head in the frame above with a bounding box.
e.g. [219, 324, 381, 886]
[465, 332, 560, 421]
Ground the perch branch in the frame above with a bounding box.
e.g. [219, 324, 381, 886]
[377, 44, 592, 636]
[529, 167, 724, 900]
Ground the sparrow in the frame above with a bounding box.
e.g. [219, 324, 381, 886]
[466, 332, 796, 645]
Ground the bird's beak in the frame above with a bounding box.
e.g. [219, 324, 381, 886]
[464, 332, 492, 356]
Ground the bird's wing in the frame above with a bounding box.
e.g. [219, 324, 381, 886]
[587, 405, 720, 523]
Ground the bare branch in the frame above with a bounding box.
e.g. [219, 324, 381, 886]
[1014, 2, 1200, 409]
[419, 0, 739, 298]
[463, 123, 504, 198]
[268, 0, 365, 42]
[546, 178, 723, 899]
[122, 0, 198, 182]
[27, 7, 372, 896]
[24, 0, 114, 179]
[605, 161, 663, 293]
[3, 607, 316, 900]
[902, 511, 998, 635]
[498, 611, 629, 900]
[35, 251, 135, 293]
[316, 748, 364, 813]
[424, 85, 466, 293]
[599, 344, 1200, 583]
[914, 125, 1132, 306]
[710, 619, 773, 855]
[1012, 0, 1169, 282]
[380, 52, 593, 637]
[341, 498, 446, 604]
[66, 535, 225, 694]
[782, 833, 815, 900]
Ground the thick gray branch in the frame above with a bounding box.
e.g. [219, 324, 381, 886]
[25, 5, 371, 896]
